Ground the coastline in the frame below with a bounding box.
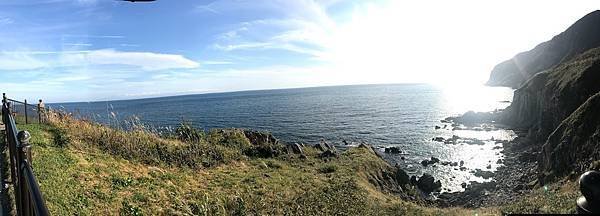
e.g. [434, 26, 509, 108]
[437, 127, 538, 207]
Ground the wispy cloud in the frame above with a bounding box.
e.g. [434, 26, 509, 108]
[0, 52, 48, 70]
[195, 3, 220, 14]
[213, 42, 271, 51]
[209, 1, 335, 58]
[119, 43, 140, 47]
[63, 43, 93, 47]
[61, 34, 124, 39]
[202, 60, 234, 65]
[0, 17, 13, 25]
[0, 49, 200, 71]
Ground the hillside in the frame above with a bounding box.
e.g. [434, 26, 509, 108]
[486, 10, 600, 88]
[538, 92, 600, 183]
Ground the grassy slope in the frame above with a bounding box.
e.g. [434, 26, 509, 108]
[15, 122, 580, 215]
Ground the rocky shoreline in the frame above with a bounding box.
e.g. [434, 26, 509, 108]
[436, 127, 539, 207]
[368, 109, 542, 208]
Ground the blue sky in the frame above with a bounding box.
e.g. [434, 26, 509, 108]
[0, 0, 599, 102]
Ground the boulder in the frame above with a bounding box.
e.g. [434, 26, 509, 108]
[416, 173, 442, 193]
[433, 137, 445, 142]
[473, 169, 494, 179]
[242, 130, 283, 158]
[384, 146, 402, 154]
[290, 143, 304, 155]
[410, 176, 418, 185]
[394, 167, 410, 186]
[320, 149, 337, 158]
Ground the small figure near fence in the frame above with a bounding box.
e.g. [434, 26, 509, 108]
[38, 99, 45, 124]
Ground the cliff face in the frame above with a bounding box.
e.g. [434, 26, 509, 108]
[499, 47, 600, 182]
[538, 93, 600, 183]
[486, 10, 600, 88]
[501, 47, 600, 140]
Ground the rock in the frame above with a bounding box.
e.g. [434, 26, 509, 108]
[314, 140, 329, 151]
[242, 130, 283, 158]
[527, 179, 538, 189]
[452, 111, 495, 125]
[461, 182, 467, 188]
[401, 156, 405, 160]
[513, 184, 524, 191]
[244, 130, 279, 146]
[320, 149, 337, 158]
[459, 167, 467, 171]
[518, 152, 537, 162]
[290, 143, 304, 155]
[314, 140, 338, 156]
[459, 160, 464, 166]
[496, 159, 503, 164]
[486, 164, 492, 169]
[435, 126, 441, 129]
[416, 173, 442, 193]
[384, 146, 402, 154]
[473, 169, 494, 179]
[342, 140, 349, 145]
[394, 167, 410, 186]
[441, 161, 451, 166]
[410, 176, 418, 185]
[450, 162, 458, 166]
[421, 157, 440, 167]
[464, 138, 485, 145]
[433, 137, 445, 142]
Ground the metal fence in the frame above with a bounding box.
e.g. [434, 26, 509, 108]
[2, 95, 50, 216]
[5, 98, 44, 125]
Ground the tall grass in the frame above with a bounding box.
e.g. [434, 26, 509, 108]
[46, 111, 286, 169]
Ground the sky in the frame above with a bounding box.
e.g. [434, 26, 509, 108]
[0, 0, 599, 102]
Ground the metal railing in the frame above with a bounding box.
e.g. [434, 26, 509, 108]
[2, 96, 50, 216]
[4, 95, 47, 125]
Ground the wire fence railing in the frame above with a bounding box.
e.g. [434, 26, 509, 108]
[2, 94, 50, 216]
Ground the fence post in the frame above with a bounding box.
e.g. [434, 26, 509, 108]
[24, 99, 28, 124]
[577, 171, 600, 213]
[38, 99, 44, 124]
[17, 130, 32, 216]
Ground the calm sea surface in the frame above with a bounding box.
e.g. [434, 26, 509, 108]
[54, 84, 514, 192]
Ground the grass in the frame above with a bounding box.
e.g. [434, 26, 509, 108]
[5, 115, 582, 215]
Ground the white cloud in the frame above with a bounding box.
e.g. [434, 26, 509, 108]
[210, 1, 334, 57]
[79, 49, 200, 71]
[0, 52, 47, 70]
[0, 49, 200, 71]
[213, 42, 272, 51]
[202, 61, 234, 65]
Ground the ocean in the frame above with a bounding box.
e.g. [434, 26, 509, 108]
[54, 83, 515, 192]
